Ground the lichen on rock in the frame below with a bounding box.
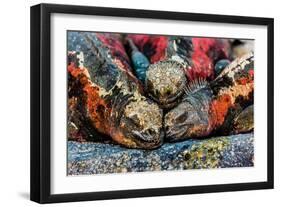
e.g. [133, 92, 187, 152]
[180, 137, 230, 169]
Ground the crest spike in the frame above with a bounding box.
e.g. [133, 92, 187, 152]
[185, 78, 209, 95]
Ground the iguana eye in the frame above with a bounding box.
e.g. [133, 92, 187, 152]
[166, 89, 171, 96]
[129, 114, 140, 127]
[176, 113, 188, 123]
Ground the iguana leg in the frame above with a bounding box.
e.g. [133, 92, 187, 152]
[232, 105, 254, 134]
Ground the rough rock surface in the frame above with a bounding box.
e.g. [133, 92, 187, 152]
[67, 133, 254, 175]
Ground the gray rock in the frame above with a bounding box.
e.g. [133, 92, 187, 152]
[67, 133, 254, 175]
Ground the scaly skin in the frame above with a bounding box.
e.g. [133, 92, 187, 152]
[126, 38, 150, 83]
[165, 52, 254, 141]
[129, 35, 230, 108]
[232, 105, 254, 134]
[67, 32, 163, 149]
[128, 35, 189, 108]
[67, 32, 254, 147]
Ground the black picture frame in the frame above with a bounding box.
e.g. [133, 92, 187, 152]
[30, 3, 274, 204]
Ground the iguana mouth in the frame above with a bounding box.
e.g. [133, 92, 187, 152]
[132, 129, 164, 149]
[117, 98, 163, 149]
[165, 126, 187, 141]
